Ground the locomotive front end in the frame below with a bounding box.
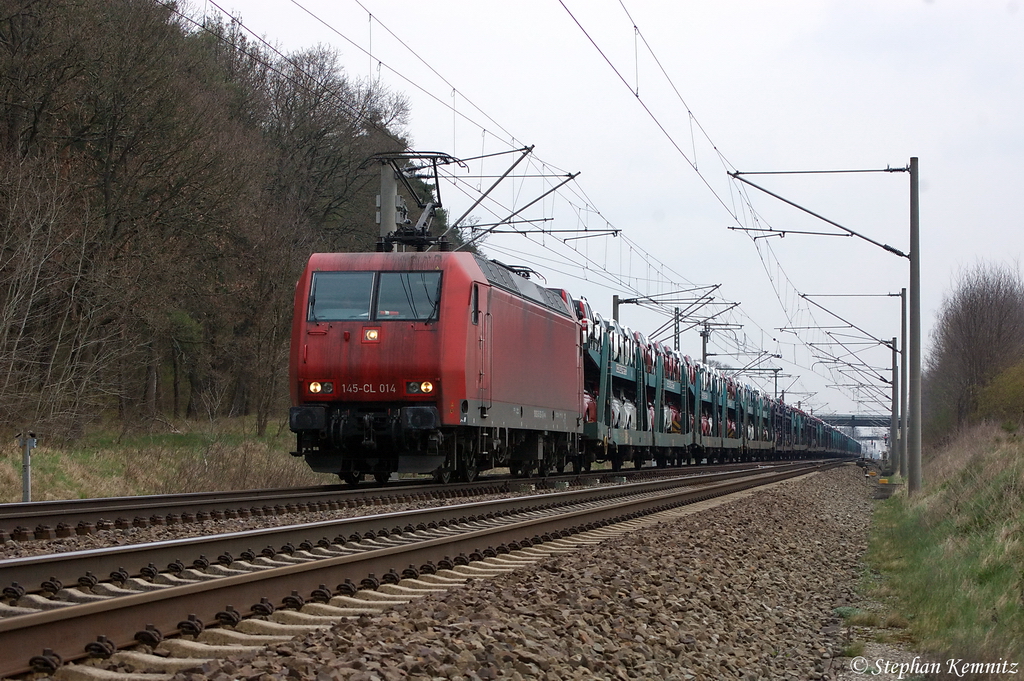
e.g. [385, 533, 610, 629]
[289, 252, 466, 484]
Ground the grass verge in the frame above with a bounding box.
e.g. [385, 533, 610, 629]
[866, 422, 1024, 670]
[0, 417, 336, 502]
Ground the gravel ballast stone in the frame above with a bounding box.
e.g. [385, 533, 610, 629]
[168, 465, 873, 680]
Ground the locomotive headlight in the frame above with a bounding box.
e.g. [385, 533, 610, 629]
[363, 328, 380, 342]
[419, 381, 434, 393]
[406, 381, 420, 394]
[323, 382, 334, 394]
[309, 381, 322, 393]
[406, 381, 436, 394]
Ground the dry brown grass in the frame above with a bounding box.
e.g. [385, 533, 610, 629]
[0, 421, 335, 502]
[158, 440, 332, 493]
[924, 421, 1006, 486]
[847, 611, 881, 627]
[882, 613, 910, 629]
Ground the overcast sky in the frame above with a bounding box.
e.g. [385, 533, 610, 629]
[224, 0, 1024, 419]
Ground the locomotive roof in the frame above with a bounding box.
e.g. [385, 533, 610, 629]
[474, 256, 572, 318]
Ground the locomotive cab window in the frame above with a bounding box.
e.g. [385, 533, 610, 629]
[308, 271, 441, 322]
[376, 272, 442, 321]
[471, 284, 480, 325]
[309, 272, 373, 321]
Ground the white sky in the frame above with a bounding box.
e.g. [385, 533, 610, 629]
[222, 0, 1024, 417]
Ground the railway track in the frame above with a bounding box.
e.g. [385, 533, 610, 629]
[0, 460, 809, 544]
[0, 461, 846, 678]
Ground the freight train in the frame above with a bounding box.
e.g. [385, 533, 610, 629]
[288, 250, 860, 484]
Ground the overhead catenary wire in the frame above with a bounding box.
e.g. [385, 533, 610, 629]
[200, 0, 886, 413]
[567, 1, 902, 410]
[295, 2, 767, 350]
[554, 1, 877, 408]
[191, 0, 681, 311]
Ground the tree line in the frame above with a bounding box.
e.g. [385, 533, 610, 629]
[923, 261, 1024, 443]
[0, 0, 414, 438]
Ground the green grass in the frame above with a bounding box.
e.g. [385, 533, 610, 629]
[865, 423, 1024, 667]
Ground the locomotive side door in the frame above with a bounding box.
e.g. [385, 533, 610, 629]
[474, 283, 493, 413]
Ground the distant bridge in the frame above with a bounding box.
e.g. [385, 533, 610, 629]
[817, 414, 897, 429]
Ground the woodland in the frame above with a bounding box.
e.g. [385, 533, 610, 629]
[0, 0, 415, 438]
[922, 262, 1024, 443]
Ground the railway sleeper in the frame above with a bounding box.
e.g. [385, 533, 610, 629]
[271, 608, 368, 624]
[182, 627, 293, 647]
[226, 559, 284, 571]
[2, 512, 585, 622]
[89, 582, 148, 597]
[247, 556, 300, 568]
[331, 590, 410, 604]
[54, 587, 111, 604]
[149, 573, 202, 587]
[0, 601, 39, 616]
[202, 564, 251, 577]
[54, 665, 175, 681]
[232, 618, 326, 636]
[110, 650, 214, 674]
[122, 577, 174, 591]
[414, 572, 469, 585]
[481, 555, 536, 566]
[16, 593, 74, 610]
[376, 582, 449, 596]
[167, 568, 222, 582]
[155, 637, 265, 658]
[440, 565, 510, 578]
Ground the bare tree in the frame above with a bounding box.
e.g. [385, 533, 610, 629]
[924, 262, 1024, 438]
[0, 0, 413, 439]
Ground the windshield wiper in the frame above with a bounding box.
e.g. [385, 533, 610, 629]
[309, 282, 321, 322]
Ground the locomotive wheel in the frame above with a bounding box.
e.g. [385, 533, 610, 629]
[459, 462, 478, 483]
[373, 472, 391, 485]
[341, 472, 362, 486]
[457, 443, 479, 483]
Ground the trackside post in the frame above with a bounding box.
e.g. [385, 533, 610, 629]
[15, 430, 37, 502]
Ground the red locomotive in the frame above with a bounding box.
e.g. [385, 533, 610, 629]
[289, 251, 583, 484]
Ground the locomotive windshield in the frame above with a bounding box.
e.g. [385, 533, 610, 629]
[309, 272, 373, 321]
[376, 272, 441, 321]
[308, 271, 441, 322]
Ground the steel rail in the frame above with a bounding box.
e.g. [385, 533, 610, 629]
[0, 461, 845, 677]
[0, 479, 504, 538]
[0, 464, 812, 591]
[0, 460, 810, 542]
